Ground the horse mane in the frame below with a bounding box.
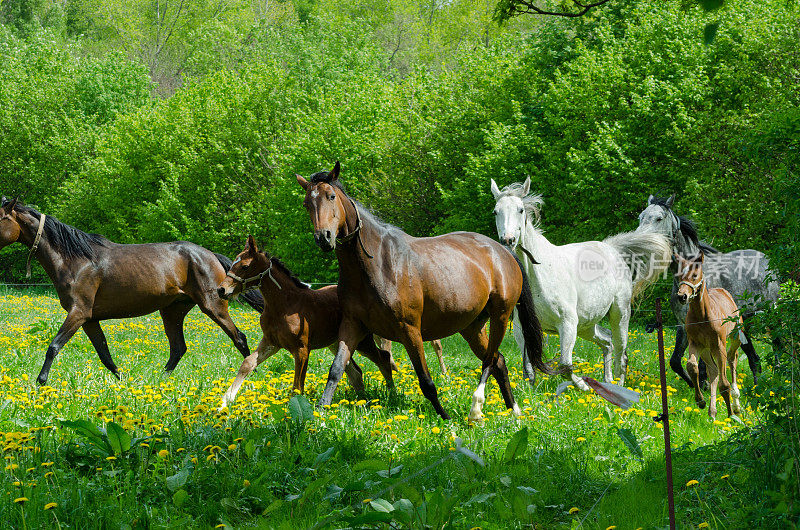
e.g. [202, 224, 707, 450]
[648, 195, 720, 255]
[269, 257, 310, 290]
[10, 202, 109, 260]
[308, 170, 400, 232]
[497, 182, 544, 226]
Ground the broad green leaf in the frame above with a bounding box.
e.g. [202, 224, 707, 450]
[617, 428, 643, 459]
[313, 446, 336, 467]
[369, 498, 394, 513]
[352, 459, 387, 472]
[504, 427, 529, 462]
[288, 395, 313, 425]
[172, 489, 188, 508]
[704, 22, 719, 45]
[106, 421, 131, 454]
[166, 457, 194, 492]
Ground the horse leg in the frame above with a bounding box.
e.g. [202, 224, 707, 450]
[82, 321, 120, 379]
[401, 326, 450, 420]
[738, 327, 760, 385]
[292, 346, 311, 394]
[727, 335, 743, 416]
[609, 302, 630, 386]
[705, 348, 720, 421]
[37, 310, 88, 385]
[319, 318, 365, 408]
[160, 301, 195, 372]
[196, 299, 250, 359]
[220, 338, 278, 409]
[685, 344, 705, 410]
[512, 311, 536, 388]
[460, 319, 492, 422]
[432, 339, 448, 377]
[577, 324, 613, 384]
[670, 326, 694, 388]
[327, 344, 367, 392]
[557, 317, 589, 391]
[354, 337, 396, 388]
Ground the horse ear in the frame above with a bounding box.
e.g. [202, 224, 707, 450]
[247, 235, 258, 254]
[4, 196, 18, 213]
[648, 194, 655, 205]
[330, 161, 340, 181]
[296, 174, 310, 191]
[490, 179, 501, 200]
[521, 176, 531, 196]
[665, 194, 676, 209]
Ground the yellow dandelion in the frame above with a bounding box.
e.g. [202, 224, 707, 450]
[606, 526, 617, 530]
[228, 444, 237, 451]
[431, 427, 441, 434]
[44, 502, 57, 510]
[721, 474, 730, 480]
[686, 480, 699, 487]
[698, 523, 709, 529]
[362, 498, 372, 503]
[14, 497, 28, 504]
[569, 507, 579, 514]
[576, 437, 586, 442]
[158, 449, 169, 458]
[243, 479, 251, 487]
[106, 456, 117, 461]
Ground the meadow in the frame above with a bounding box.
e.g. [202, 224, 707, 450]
[0, 288, 778, 528]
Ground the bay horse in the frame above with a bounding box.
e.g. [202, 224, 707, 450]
[0, 197, 262, 384]
[637, 194, 780, 386]
[378, 338, 447, 376]
[297, 162, 551, 421]
[675, 253, 743, 421]
[216, 235, 400, 408]
[492, 178, 671, 389]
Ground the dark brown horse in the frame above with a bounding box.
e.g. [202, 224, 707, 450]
[0, 197, 262, 384]
[297, 162, 550, 421]
[216, 235, 399, 407]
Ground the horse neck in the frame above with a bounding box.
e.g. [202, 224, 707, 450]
[258, 259, 297, 314]
[334, 200, 382, 274]
[519, 218, 555, 258]
[15, 212, 71, 283]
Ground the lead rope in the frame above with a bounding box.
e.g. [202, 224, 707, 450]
[25, 214, 46, 278]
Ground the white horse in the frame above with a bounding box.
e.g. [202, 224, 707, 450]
[491, 178, 671, 389]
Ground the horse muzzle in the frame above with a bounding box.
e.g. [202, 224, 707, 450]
[314, 230, 335, 252]
[500, 235, 518, 249]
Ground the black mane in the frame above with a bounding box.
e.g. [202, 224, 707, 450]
[650, 195, 719, 255]
[12, 203, 109, 260]
[269, 257, 310, 290]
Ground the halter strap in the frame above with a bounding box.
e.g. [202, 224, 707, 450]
[678, 278, 704, 299]
[336, 198, 373, 259]
[226, 258, 281, 290]
[25, 214, 46, 279]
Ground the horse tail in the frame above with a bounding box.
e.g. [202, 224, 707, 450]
[603, 231, 671, 300]
[214, 252, 265, 313]
[512, 254, 551, 375]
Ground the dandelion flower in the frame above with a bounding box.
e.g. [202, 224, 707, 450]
[158, 449, 169, 458]
[698, 523, 709, 529]
[721, 474, 730, 480]
[14, 497, 28, 504]
[44, 502, 57, 510]
[431, 427, 441, 434]
[686, 480, 699, 487]
[569, 507, 579, 514]
[576, 437, 586, 442]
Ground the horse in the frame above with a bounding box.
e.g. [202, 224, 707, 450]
[636, 194, 780, 386]
[675, 253, 743, 421]
[296, 162, 550, 422]
[0, 197, 263, 384]
[216, 235, 401, 407]
[491, 178, 671, 389]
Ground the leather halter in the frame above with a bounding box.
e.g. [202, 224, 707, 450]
[226, 258, 281, 289]
[678, 277, 704, 300]
[25, 214, 46, 279]
[335, 197, 373, 259]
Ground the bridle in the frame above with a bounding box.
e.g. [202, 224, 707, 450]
[25, 213, 46, 279]
[335, 196, 373, 259]
[226, 257, 281, 290]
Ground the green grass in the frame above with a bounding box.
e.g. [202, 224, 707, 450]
[0, 289, 780, 528]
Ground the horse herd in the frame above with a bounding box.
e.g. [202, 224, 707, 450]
[0, 163, 780, 423]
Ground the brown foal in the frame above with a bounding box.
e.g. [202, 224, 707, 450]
[676, 253, 743, 421]
[379, 338, 448, 376]
[216, 236, 398, 408]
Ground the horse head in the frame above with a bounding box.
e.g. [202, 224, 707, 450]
[675, 252, 705, 304]
[490, 177, 542, 251]
[0, 196, 21, 249]
[217, 235, 271, 300]
[297, 161, 354, 252]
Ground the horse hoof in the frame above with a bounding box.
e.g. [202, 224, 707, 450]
[698, 401, 706, 409]
[36, 375, 47, 386]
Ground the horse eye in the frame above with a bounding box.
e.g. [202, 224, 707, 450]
[518, 208, 524, 214]
[328, 194, 335, 201]
[242, 263, 249, 269]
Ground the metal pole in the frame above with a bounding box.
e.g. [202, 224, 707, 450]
[656, 298, 676, 530]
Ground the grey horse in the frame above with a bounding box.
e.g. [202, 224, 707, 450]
[636, 195, 780, 387]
